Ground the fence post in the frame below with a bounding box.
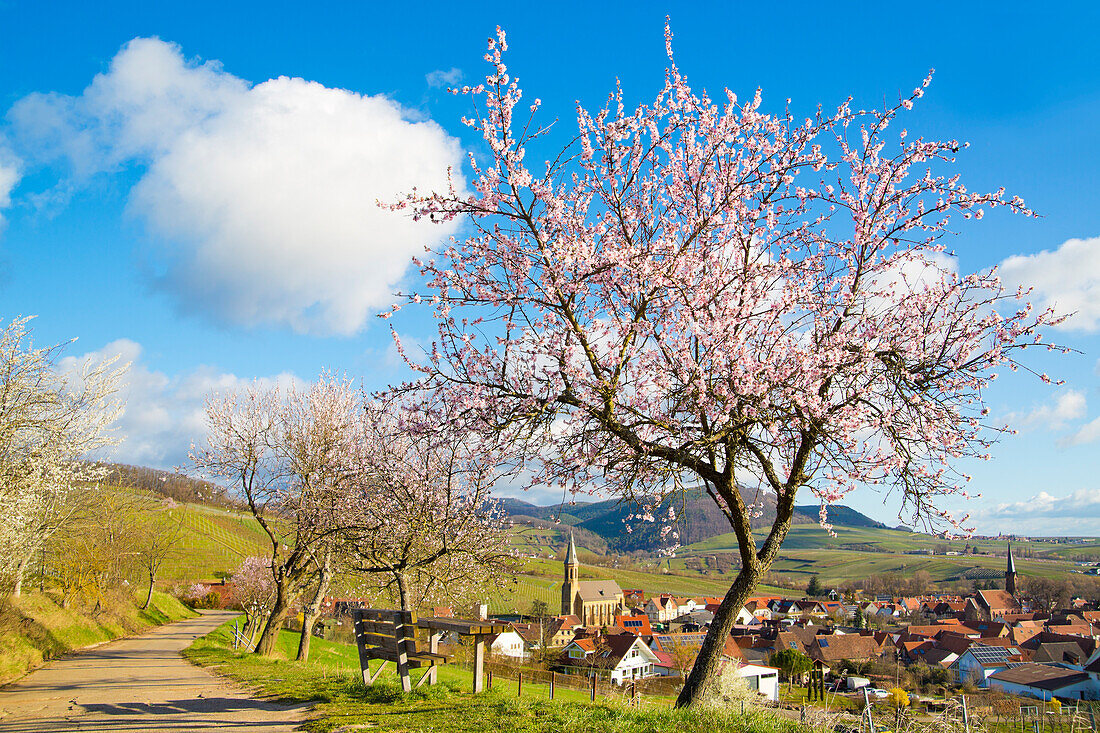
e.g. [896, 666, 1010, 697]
[962, 695, 970, 733]
[518, 672, 522, 697]
[487, 670, 492, 691]
[631, 681, 636, 706]
[550, 671, 555, 700]
[590, 673, 596, 701]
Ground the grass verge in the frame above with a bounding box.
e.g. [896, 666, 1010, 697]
[0, 590, 196, 685]
[185, 617, 807, 733]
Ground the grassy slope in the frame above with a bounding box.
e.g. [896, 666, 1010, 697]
[0, 590, 195, 685]
[185, 617, 802, 733]
[677, 525, 1086, 586]
[161, 502, 270, 582]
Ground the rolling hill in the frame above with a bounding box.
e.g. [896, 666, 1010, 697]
[499, 487, 889, 552]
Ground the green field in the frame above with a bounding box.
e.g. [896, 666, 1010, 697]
[162, 502, 271, 581]
[147, 496, 1092, 610]
[675, 524, 1090, 586]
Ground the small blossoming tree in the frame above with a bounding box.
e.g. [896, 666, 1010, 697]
[346, 395, 516, 613]
[389, 26, 1062, 705]
[191, 375, 361, 656]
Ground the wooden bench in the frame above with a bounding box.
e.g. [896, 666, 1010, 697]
[351, 609, 507, 693]
[351, 608, 448, 692]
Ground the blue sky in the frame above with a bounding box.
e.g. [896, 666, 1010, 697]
[1, 1, 1099, 534]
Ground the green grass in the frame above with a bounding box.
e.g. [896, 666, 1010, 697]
[0, 590, 195, 684]
[185, 617, 804, 733]
[676, 525, 1087, 587]
[160, 502, 270, 582]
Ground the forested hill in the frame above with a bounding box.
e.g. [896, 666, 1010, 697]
[793, 504, 889, 529]
[101, 463, 239, 508]
[500, 489, 886, 552]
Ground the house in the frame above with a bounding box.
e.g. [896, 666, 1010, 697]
[744, 600, 773, 621]
[949, 644, 1023, 686]
[651, 631, 709, 656]
[644, 595, 679, 625]
[669, 610, 713, 632]
[490, 628, 529, 660]
[510, 622, 544, 651]
[721, 661, 781, 701]
[613, 614, 653, 638]
[988, 664, 1097, 702]
[806, 634, 883, 667]
[965, 590, 1021, 623]
[1031, 642, 1088, 668]
[560, 535, 624, 626]
[547, 615, 582, 647]
[556, 634, 659, 684]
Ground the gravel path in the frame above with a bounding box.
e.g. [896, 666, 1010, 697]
[0, 610, 308, 732]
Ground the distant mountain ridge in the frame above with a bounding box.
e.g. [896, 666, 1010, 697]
[498, 489, 886, 552]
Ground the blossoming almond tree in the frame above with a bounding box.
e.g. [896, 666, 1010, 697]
[191, 375, 360, 656]
[388, 27, 1062, 705]
[347, 395, 515, 614]
[0, 317, 126, 597]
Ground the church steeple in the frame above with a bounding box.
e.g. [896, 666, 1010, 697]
[1005, 543, 1018, 596]
[561, 533, 579, 615]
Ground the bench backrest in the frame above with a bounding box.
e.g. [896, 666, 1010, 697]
[352, 608, 419, 661]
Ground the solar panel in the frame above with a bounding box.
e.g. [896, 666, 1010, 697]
[969, 646, 1014, 665]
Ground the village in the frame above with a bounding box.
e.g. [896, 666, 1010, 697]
[351, 536, 1100, 707]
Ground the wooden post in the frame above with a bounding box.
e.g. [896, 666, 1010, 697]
[472, 635, 486, 692]
[428, 630, 441, 686]
[352, 610, 375, 688]
[518, 672, 523, 697]
[549, 671, 555, 700]
[395, 610, 414, 693]
[590, 673, 596, 701]
[630, 681, 636, 706]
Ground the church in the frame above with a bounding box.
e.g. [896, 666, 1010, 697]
[965, 543, 1023, 622]
[560, 534, 625, 626]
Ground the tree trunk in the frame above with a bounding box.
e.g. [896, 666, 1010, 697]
[12, 548, 34, 598]
[141, 570, 155, 610]
[296, 554, 332, 663]
[674, 562, 763, 707]
[255, 578, 292, 657]
[395, 571, 410, 612]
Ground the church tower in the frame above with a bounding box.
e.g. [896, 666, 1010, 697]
[561, 533, 578, 616]
[1005, 543, 1018, 596]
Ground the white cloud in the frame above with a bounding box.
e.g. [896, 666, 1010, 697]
[0, 153, 19, 232]
[986, 488, 1100, 520]
[1009, 389, 1087, 431]
[1061, 415, 1100, 448]
[425, 67, 463, 88]
[8, 38, 464, 335]
[999, 236, 1100, 332]
[58, 338, 302, 469]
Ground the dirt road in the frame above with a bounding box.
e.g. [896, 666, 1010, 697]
[0, 610, 307, 732]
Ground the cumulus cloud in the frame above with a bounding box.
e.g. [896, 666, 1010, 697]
[986, 488, 1100, 519]
[0, 153, 19, 232]
[57, 338, 302, 469]
[1009, 389, 1087, 431]
[1061, 415, 1100, 448]
[426, 67, 463, 88]
[8, 38, 464, 335]
[999, 236, 1100, 332]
